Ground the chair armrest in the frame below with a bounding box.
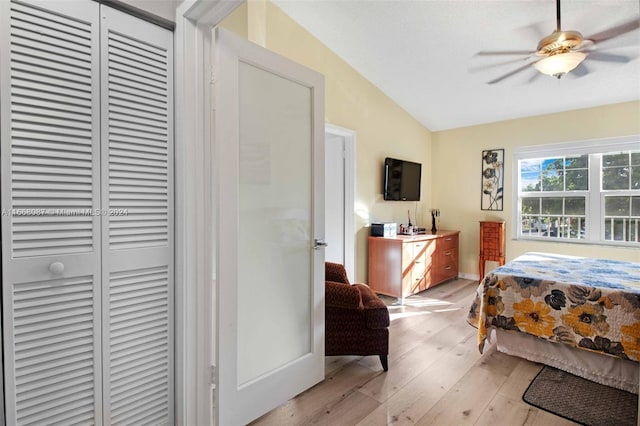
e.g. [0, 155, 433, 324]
[326, 281, 362, 309]
[354, 284, 386, 310]
[354, 284, 390, 329]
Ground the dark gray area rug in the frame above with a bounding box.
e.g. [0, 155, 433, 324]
[523, 366, 638, 426]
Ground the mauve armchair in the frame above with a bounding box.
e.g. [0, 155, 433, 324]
[325, 262, 390, 371]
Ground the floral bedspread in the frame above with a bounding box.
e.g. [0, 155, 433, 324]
[467, 252, 640, 362]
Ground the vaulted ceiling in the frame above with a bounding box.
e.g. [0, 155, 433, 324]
[273, 0, 640, 131]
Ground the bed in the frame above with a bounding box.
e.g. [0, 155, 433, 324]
[467, 252, 640, 394]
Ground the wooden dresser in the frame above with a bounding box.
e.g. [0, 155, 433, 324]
[479, 221, 506, 280]
[368, 230, 459, 301]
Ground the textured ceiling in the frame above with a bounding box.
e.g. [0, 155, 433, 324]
[272, 0, 640, 131]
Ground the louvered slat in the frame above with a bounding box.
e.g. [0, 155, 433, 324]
[9, 0, 96, 259]
[107, 27, 169, 251]
[109, 266, 170, 423]
[13, 276, 96, 425]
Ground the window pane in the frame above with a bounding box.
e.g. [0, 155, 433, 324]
[631, 152, 640, 166]
[602, 167, 629, 190]
[542, 170, 563, 191]
[603, 153, 629, 167]
[521, 159, 541, 172]
[565, 197, 585, 215]
[521, 171, 540, 192]
[613, 219, 625, 241]
[522, 198, 540, 214]
[630, 221, 638, 243]
[632, 165, 640, 190]
[567, 217, 586, 239]
[632, 196, 640, 217]
[520, 159, 541, 192]
[565, 155, 588, 169]
[605, 196, 630, 216]
[604, 196, 639, 242]
[565, 169, 588, 190]
[543, 158, 563, 170]
[542, 198, 562, 214]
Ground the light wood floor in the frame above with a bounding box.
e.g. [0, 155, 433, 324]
[252, 278, 578, 426]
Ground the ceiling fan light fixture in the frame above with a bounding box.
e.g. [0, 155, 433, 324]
[533, 51, 586, 78]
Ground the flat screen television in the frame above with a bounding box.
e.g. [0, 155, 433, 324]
[383, 157, 422, 201]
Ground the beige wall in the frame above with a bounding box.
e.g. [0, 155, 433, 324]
[432, 100, 640, 278]
[220, 2, 433, 282]
[222, 3, 639, 282]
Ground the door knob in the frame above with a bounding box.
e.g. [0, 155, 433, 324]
[49, 262, 64, 274]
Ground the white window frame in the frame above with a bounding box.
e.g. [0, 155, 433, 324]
[513, 135, 640, 247]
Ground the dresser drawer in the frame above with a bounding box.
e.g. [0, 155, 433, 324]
[434, 250, 458, 282]
[436, 234, 458, 250]
[401, 240, 430, 270]
[412, 249, 427, 277]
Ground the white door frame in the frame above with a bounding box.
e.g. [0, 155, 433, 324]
[174, 1, 242, 425]
[324, 124, 356, 282]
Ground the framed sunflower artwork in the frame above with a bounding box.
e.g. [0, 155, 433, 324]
[481, 149, 504, 211]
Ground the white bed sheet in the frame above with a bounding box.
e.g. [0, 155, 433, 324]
[493, 328, 639, 394]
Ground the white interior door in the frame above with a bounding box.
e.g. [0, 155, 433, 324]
[324, 125, 356, 281]
[324, 134, 345, 265]
[214, 28, 325, 425]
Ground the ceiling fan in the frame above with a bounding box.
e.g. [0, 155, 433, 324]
[474, 0, 640, 84]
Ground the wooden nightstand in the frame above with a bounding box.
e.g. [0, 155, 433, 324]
[479, 221, 505, 280]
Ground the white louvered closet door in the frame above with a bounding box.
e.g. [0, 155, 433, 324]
[1, 1, 174, 425]
[0, 1, 103, 424]
[100, 7, 174, 425]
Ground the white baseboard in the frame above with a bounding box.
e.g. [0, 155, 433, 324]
[458, 271, 480, 282]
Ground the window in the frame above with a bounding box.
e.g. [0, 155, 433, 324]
[515, 136, 640, 246]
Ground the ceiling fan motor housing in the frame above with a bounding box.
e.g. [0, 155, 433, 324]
[536, 30, 584, 55]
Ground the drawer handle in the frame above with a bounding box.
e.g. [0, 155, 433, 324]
[445, 238, 452, 241]
[444, 266, 452, 270]
[445, 252, 451, 256]
[415, 260, 422, 264]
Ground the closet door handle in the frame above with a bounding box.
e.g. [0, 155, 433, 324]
[49, 262, 65, 274]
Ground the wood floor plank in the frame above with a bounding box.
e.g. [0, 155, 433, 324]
[358, 312, 477, 403]
[474, 393, 538, 426]
[384, 281, 478, 363]
[307, 390, 380, 425]
[251, 362, 379, 425]
[497, 358, 543, 398]
[356, 331, 481, 425]
[253, 279, 582, 426]
[414, 345, 522, 425]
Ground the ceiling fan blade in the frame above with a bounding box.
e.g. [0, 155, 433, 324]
[587, 52, 633, 63]
[487, 61, 538, 85]
[584, 18, 640, 44]
[469, 57, 531, 73]
[475, 50, 536, 57]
